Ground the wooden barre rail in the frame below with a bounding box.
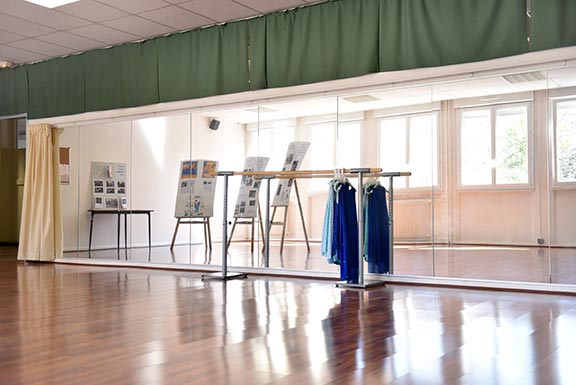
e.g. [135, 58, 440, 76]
[208, 169, 411, 178]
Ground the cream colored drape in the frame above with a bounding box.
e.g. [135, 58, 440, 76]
[18, 123, 63, 262]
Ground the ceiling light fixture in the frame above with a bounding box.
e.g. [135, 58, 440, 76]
[0, 61, 14, 69]
[24, 0, 81, 8]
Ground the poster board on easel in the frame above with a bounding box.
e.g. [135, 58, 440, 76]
[171, 160, 218, 251]
[90, 161, 127, 210]
[228, 156, 269, 252]
[272, 141, 310, 207]
[233, 156, 269, 218]
[269, 141, 311, 254]
[174, 159, 218, 218]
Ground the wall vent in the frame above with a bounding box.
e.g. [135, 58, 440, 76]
[342, 94, 380, 103]
[502, 71, 546, 84]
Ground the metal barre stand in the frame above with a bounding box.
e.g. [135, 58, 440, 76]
[201, 171, 248, 281]
[202, 169, 408, 284]
[335, 170, 409, 289]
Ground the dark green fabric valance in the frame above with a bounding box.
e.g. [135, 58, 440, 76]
[266, 0, 380, 88]
[0, 67, 28, 117]
[84, 40, 159, 112]
[379, 0, 528, 70]
[157, 20, 251, 103]
[530, 0, 576, 51]
[0, 0, 573, 120]
[247, 17, 267, 91]
[27, 55, 85, 119]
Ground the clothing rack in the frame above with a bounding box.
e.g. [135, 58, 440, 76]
[202, 168, 410, 286]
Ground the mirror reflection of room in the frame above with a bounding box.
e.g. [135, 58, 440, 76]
[56, 65, 576, 286]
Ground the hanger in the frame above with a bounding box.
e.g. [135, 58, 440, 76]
[332, 168, 348, 191]
[364, 174, 380, 194]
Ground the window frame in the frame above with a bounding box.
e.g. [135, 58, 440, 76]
[377, 111, 441, 191]
[306, 119, 363, 193]
[552, 97, 576, 188]
[457, 101, 534, 191]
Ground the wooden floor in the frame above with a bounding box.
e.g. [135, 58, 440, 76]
[1, 258, 576, 385]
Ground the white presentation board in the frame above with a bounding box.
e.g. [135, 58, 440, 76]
[90, 161, 127, 210]
[233, 156, 269, 218]
[272, 141, 310, 207]
[174, 159, 218, 218]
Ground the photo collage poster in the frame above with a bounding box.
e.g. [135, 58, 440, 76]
[272, 141, 310, 207]
[90, 162, 127, 210]
[234, 157, 269, 218]
[174, 160, 218, 218]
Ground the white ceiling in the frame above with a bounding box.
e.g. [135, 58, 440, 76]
[0, 0, 321, 65]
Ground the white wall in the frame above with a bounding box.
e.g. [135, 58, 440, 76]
[60, 114, 245, 251]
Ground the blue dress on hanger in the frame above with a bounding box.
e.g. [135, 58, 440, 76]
[333, 182, 359, 282]
[364, 184, 390, 274]
[321, 181, 336, 264]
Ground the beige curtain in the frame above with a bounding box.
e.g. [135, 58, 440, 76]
[18, 123, 63, 262]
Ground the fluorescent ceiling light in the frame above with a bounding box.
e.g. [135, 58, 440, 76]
[25, 0, 80, 8]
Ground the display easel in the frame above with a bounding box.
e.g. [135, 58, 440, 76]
[170, 217, 212, 251]
[227, 156, 269, 254]
[269, 179, 310, 255]
[172, 159, 218, 251]
[227, 203, 265, 252]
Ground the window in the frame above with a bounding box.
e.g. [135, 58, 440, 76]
[459, 103, 530, 187]
[308, 120, 362, 191]
[378, 113, 438, 189]
[247, 121, 295, 170]
[554, 99, 576, 183]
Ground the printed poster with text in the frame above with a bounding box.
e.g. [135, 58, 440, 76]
[233, 157, 269, 218]
[174, 160, 218, 218]
[90, 161, 128, 210]
[272, 141, 310, 207]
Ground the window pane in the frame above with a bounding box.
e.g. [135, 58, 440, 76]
[254, 123, 295, 170]
[336, 121, 361, 168]
[379, 118, 407, 188]
[495, 105, 529, 184]
[461, 109, 492, 185]
[310, 122, 335, 191]
[409, 114, 438, 188]
[556, 100, 576, 183]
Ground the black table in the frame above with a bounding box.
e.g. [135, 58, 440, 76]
[88, 209, 153, 257]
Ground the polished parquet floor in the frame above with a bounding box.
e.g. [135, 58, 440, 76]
[1, 257, 576, 385]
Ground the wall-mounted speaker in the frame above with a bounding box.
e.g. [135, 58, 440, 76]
[209, 119, 220, 131]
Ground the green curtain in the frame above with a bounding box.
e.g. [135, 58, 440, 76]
[84, 40, 159, 112]
[379, 0, 528, 71]
[266, 0, 380, 88]
[0, 67, 28, 117]
[6, 0, 576, 120]
[27, 55, 85, 119]
[531, 0, 576, 51]
[157, 21, 251, 103]
[248, 16, 267, 91]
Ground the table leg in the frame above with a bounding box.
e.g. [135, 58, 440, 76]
[148, 212, 151, 250]
[89, 212, 94, 258]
